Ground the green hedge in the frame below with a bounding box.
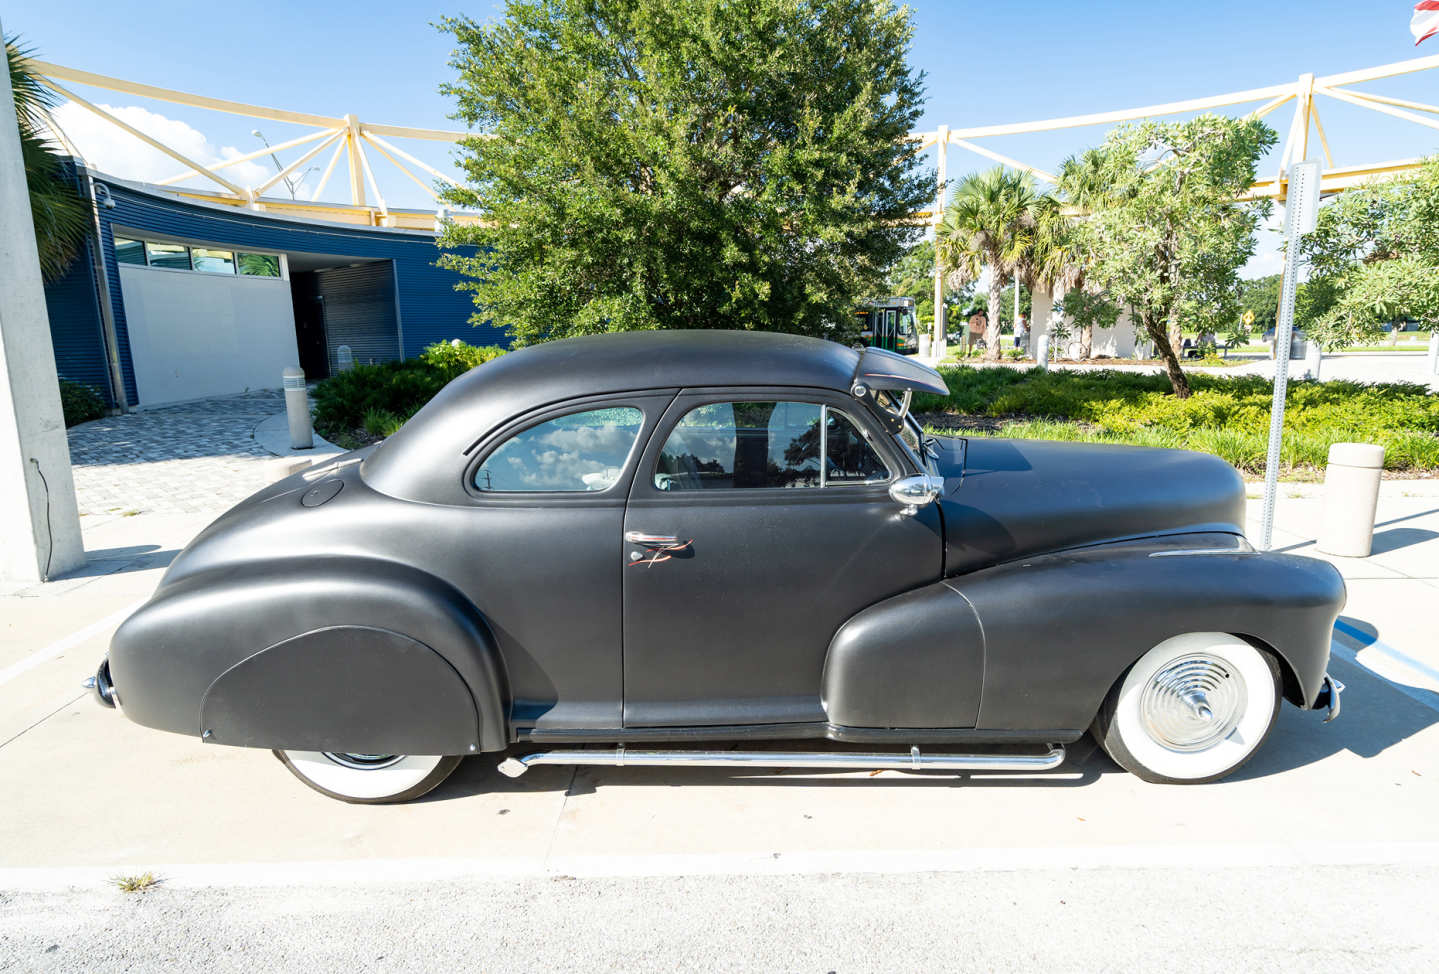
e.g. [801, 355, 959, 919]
[313, 341, 507, 447]
[915, 366, 1439, 474]
[58, 379, 106, 427]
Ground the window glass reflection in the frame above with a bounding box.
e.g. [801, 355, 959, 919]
[475, 407, 644, 492]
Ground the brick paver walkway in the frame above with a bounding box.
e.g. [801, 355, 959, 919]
[67, 391, 287, 515]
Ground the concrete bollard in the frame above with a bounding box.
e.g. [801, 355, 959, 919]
[1316, 442, 1385, 557]
[336, 345, 354, 373]
[282, 366, 314, 450]
[1427, 332, 1438, 376]
[1036, 334, 1050, 370]
[1304, 341, 1322, 381]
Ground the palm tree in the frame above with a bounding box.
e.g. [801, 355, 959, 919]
[936, 167, 1039, 361]
[6, 35, 90, 282]
[1049, 150, 1118, 359]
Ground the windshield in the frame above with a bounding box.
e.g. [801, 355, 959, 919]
[875, 389, 934, 470]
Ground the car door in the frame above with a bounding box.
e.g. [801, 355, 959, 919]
[460, 391, 676, 735]
[621, 387, 944, 728]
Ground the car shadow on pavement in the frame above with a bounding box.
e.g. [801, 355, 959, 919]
[425, 623, 1439, 802]
[1226, 625, 1439, 782]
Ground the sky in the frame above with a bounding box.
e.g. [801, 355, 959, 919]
[8, 0, 1437, 277]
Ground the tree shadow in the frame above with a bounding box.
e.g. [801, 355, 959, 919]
[53, 544, 179, 580]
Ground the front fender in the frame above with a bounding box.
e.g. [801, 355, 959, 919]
[108, 557, 508, 753]
[949, 537, 1345, 732]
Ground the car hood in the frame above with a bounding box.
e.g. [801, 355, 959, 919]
[931, 436, 1247, 575]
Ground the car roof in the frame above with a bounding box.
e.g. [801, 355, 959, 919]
[362, 330, 937, 504]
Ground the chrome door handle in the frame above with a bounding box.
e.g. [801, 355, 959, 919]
[625, 531, 683, 548]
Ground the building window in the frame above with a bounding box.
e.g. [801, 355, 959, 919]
[114, 237, 147, 266]
[114, 235, 284, 279]
[191, 248, 236, 274]
[145, 242, 190, 270]
[238, 253, 281, 277]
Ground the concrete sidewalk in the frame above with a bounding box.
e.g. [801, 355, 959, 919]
[63, 391, 341, 517]
[0, 480, 1435, 887]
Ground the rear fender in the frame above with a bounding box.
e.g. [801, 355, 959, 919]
[109, 557, 508, 752]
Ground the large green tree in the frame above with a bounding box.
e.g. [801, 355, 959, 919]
[1299, 155, 1439, 349]
[436, 0, 930, 345]
[6, 35, 91, 283]
[1065, 115, 1276, 397]
[935, 166, 1041, 360]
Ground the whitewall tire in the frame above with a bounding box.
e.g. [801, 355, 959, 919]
[1093, 633, 1282, 784]
[274, 750, 462, 804]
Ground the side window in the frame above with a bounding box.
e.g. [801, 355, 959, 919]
[654, 401, 890, 491]
[825, 410, 891, 484]
[474, 407, 644, 493]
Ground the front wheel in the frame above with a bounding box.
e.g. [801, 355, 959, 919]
[1093, 633, 1282, 784]
[274, 750, 462, 803]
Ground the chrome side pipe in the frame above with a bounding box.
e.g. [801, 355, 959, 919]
[497, 744, 1066, 778]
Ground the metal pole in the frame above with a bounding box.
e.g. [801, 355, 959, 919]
[1259, 161, 1320, 549]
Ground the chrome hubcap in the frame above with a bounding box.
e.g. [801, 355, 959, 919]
[1138, 654, 1246, 752]
[321, 752, 404, 771]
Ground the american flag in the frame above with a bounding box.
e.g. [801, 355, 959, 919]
[1414, 1, 1439, 45]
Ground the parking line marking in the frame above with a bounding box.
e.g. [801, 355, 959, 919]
[4, 841, 1439, 891]
[0, 601, 143, 690]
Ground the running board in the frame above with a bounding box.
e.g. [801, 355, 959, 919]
[496, 744, 1066, 778]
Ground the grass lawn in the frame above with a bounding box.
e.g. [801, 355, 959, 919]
[914, 366, 1439, 478]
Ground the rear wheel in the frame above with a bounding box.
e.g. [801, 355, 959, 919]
[1093, 633, 1282, 784]
[274, 750, 462, 804]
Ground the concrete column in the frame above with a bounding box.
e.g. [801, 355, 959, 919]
[1030, 283, 1053, 367]
[0, 31, 86, 583]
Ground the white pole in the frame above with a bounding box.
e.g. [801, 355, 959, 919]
[0, 24, 86, 582]
[1258, 160, 1321, 550]
[933, 125, 949, 350]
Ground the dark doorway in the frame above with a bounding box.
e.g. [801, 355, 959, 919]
[290, 270, 330, 380]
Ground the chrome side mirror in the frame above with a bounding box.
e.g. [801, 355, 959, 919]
[889, 474, 941, 515]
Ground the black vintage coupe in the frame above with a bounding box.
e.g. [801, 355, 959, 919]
[94, 331, 1344, 802]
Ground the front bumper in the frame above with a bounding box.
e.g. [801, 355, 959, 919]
[1312, 673, 1344, 723]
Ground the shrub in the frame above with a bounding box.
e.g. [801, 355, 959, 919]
[918, 366, 1439, 474]
[58, 378, 105, 426]
[312, 340, 506, 445]
[362, 408, 405, 439]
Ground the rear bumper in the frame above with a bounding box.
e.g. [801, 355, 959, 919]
[83, 657, 118, 709]
[1312, 673, 1344, 722]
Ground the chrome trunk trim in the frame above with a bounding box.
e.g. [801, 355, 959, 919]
[497, 743, 1065, 778]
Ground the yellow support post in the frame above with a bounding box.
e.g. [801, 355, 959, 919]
[344, 114, 366, 208]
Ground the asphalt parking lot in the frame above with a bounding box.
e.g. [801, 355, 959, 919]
[2, 476, 1437, 970]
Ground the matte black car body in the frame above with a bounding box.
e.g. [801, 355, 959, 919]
[106, 331, 1345, 761]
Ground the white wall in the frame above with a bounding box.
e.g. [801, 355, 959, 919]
[1093, 306, 1139, 359]
[118, 266, 299, 405]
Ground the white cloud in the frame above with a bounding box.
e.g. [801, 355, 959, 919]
[47, 102, 272, 192]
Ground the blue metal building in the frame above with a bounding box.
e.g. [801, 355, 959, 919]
[42, 175, 495, 408]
